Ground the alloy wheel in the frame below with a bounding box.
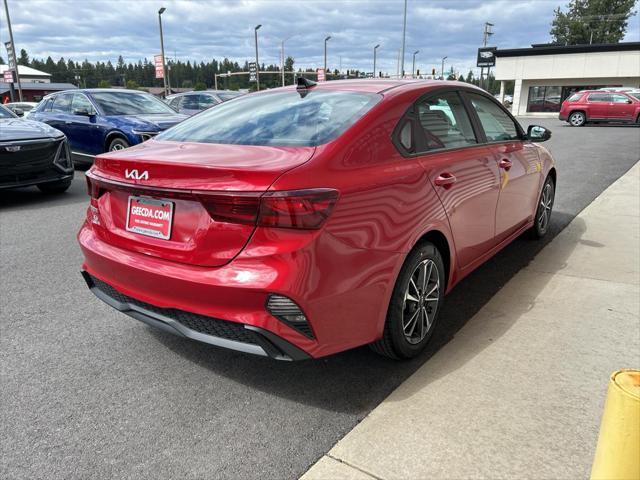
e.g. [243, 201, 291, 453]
[402, 259, 440, 345]
[538, 182, 553, 231]
[570, 113, 584, 126]
[110, 143, 126, 151]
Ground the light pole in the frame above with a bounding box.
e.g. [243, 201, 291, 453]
[373, 44, 380, 78]
[254, 24, 262, 91]
[4, 0, 23, 101]
[400, 0, 407, 78]
[281, 35, 292, 87]
[412, 50, 419, 78]
[157, 7, 168, 96]
[441, 56, 448, 80]
[324, 35, 331, 74]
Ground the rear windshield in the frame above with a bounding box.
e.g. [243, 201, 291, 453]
[567, 93, 583, 102]
[90, 91, 177, 116]
[157, 90, 380, 147]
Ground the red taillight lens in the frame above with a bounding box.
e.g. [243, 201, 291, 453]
[85, 175, 104, 199]
[258, 189, 338, 229]
[195, 192, 261, 225]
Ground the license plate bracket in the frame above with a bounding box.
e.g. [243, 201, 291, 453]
[126, 196, 174, 240]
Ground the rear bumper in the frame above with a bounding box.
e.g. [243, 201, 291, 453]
[0, 172, 73, 190]
[558, 112, 568, 121]
[82, 271, 310, 360]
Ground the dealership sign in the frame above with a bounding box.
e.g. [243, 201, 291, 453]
[3, 70, 15, 83]
[4, 41, 16, 70]
[154, 54, 164, 79]
[317, 68, 326, 82]
[248, 62, 257, 83]
[477, 47, 497, 67]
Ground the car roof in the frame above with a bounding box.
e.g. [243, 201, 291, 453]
[167, 90, 241, 98]
[274, 79, 485, 95]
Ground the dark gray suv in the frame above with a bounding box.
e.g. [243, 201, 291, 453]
[165, 90, 243, 116]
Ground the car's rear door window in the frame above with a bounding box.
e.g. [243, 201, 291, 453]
[611, 94, 631, 103]
[198, 94, 218, 109]
[587, 93, 611, 102]
[467, 93, 520, 142]
[51, 93, 73, 113]
[414, 92, 477, 151]
[181, 94, 200, 111]
[567, 93, 583, 102]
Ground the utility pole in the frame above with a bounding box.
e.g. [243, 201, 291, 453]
[400, 0, 407, 78]
[441, 56, 447, 80]
[412, 50, 419, 78]
[3, 0, 23, 101]
[158, 7, 168, 96]
[254, 24, 262, 90]
[373, 44, 380, 78]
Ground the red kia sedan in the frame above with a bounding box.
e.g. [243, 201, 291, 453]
[79, 79, 556, 360]
[559, 90, 640, 126]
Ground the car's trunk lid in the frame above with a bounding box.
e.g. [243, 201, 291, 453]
[88, 140, 315, 267]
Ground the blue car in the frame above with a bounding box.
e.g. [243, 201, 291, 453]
[29, 89, 187, 164]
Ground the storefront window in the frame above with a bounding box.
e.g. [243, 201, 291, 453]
[527, 86, 562, 112]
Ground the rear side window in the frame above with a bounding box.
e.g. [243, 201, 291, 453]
[467, 93, 520, 142]
[158, 90, 380, 147]
[587, 93, 611, 102]
[198, 94, 218, 109]
[181, 94, 200, 110]
[167, 97, 180, 109]
[51, 94, 73, 113]
[567, 93, 583, 102]
[415, 92, 477, 151]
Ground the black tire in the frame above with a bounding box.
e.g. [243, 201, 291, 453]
[37, 178, 72, 194]
[529, 175, 555, 239]
[107, 137, 130, 152]
[568, 111, 586, 127]
[370, 242, 445, 359]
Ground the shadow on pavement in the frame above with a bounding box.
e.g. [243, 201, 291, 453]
[0, 172, 87, 210]
[151, 209, 578, 415]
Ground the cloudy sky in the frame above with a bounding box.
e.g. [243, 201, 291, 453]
[1, 0, 639, 77]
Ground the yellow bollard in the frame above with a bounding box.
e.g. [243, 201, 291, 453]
[591, 370, 640, 480]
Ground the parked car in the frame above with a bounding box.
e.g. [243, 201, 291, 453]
[5, 101, 39, 117]
[0, 104, 73, 193]
[79, 79, 556, 361]
[165, 90, 243, 116]
[29, 89, 187, 164]
[559, 90, 640, 126]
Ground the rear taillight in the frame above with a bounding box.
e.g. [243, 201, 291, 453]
[199, 189, 338, 229]
[86, 175, 104, 199]
[258, 189, 338, 229]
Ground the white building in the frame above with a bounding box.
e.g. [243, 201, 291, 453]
[0, 64, 52, 83]
[494, 42, 640, 116]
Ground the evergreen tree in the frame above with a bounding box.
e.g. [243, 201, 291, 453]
[18, 49, 29, 66]
[550, 0, 636, 45]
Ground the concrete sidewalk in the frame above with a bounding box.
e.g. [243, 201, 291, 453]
[302, 163, 640, 480]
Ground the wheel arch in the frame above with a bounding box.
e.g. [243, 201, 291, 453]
[548, 167, 557, 186]
[569, 109, 587, 121]
[103, 130, 130, 152]
[414, 229, 452, 291]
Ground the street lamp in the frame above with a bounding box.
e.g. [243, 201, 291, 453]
[412, 50, 419, 78]
[254, 24, 262, 91]
[441, 56, 448, 80]
[324, 35, 331, 73]
[158, 7, 168, 96]
[400, 0, 407, 78]
[373, 44, 380, 78]
[281, 35, 293, 87]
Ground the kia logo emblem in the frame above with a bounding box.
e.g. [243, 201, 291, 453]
[5, 145, 21, 152]
[125, 169, 149, 180]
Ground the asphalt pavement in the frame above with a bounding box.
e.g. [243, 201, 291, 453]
[1, 119, 639, 480]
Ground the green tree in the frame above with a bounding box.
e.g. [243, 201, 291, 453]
[550, 0, 636, 45]
[18, 49, 29, 66]
[465, 70, 474, 83]
[98, 79, 111, 88]
[126, 79, 139, 89]
[182, 79, 193, 88]
[457, 75, 465, 82]
[194, 81, 207, 91]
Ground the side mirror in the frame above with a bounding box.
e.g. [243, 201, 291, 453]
[13, 108, 24, 117]
[527, 125, 551, 143]
[626, 99, 633, 104]
[73, 107, 95, 117]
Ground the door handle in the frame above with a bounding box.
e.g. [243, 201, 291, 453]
[499, 159, 513, 170]
[434, 172, 457, 188]
[65, 121, 72, 125]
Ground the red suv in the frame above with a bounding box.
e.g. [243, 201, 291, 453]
[79, 79, 556, 360]
[559, 90, 640, 126]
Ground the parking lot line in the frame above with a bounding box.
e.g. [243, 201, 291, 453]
[302, 162, 640, 480]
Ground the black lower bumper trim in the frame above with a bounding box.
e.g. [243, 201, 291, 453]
[81, 271, 311, 361]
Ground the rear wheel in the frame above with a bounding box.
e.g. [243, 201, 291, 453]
[108, 137, 130, 152]
[37, 178, 72, 194]
[530, 175, 555, 239]
[370, 242, 445, 359]
[569, 111, 586, 127]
